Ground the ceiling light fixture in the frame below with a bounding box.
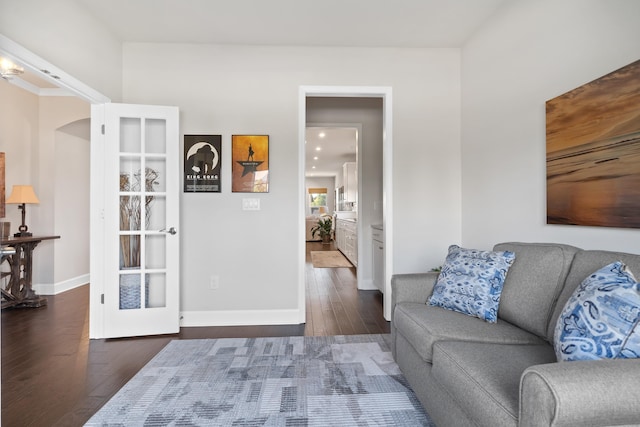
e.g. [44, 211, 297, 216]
[319, 132, 326, 138]
[316, 147, 321, 151]
[0, 57, 24, 80]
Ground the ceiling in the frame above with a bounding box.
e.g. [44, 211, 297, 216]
[306, 127, 357, 178]
[75, 0, 507, 48]
[5, 0, 508, 176]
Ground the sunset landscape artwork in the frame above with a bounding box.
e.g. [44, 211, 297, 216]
[546, 59, 640, 228]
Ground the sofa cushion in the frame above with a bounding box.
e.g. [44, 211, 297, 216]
[493, 242, 580, 339]
[432, 341, 556, 427]
[428, 245, 516, 322]
[393, 302, 544, 363]
[554, 261, 640, 361]
[548, 249, 640, 341]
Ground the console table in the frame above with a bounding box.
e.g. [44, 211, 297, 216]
[1, 235, 60, 309]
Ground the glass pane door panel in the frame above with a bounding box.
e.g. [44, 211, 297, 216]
[145, 158, 166, 192]
[119, 197, 141, 231]
[146, 196, 166, 231]
[145, 235, 166, 269]
[146, 273, 166, 308]
[120, 157, 143, 191]
[119, 235, 142, 268]
[119, 271, 144, 310]
[120, 117, 142, 152]
[145, 119, 167, 154]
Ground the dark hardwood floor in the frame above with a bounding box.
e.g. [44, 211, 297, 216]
[1, 241, 389, 426]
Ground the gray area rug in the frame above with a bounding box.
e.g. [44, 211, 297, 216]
[86, 334, 433, 426]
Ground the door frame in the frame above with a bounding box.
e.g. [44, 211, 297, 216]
[0, 34, 110, 104]
[298, 86, 393, 321]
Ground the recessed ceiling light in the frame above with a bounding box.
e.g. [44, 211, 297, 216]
[319, 132, 325, 138]
[313, 156, 318, 160]
[312, 166, 316, 169]
[0, 57, 24, 80]
[316, 147, 321, 151]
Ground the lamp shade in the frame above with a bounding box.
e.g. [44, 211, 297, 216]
[6, 185, 40, 204]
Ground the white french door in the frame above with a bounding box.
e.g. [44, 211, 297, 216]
[90, 103, 180, 338]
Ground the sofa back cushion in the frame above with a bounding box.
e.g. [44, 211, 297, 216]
[493, 242, 580, 339]
[547, 249, 640, 341]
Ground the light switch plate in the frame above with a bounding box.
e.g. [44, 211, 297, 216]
[242, 198, 260, 210]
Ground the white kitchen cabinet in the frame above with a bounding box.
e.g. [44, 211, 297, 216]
[342, 162, 357, 203]
[372, 225, 384, 293]
[336, 219, 357, 267]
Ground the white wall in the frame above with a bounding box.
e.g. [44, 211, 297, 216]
[461, 0, 640, 253]
[123, 43, 462, 322]
[35, 97, 90, 289]
[53, 119, 90, 290]
[0, 0, 122, 100]
[0, 80, 38, 209]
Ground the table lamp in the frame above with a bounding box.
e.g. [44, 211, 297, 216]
[6, 185, 39, 237]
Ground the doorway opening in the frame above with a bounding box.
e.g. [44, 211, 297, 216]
[298, 86, 393, 323]
[0, 35, 110, 331]
[305, 125, 359, 272]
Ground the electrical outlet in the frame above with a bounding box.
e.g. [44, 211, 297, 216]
[209, 275, 219, 290]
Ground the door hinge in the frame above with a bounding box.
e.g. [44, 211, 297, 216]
[101, 294, 104, 304]
[101, 124, 105, 135]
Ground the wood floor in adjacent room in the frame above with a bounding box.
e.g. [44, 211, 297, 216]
[1, 241, 389, 426]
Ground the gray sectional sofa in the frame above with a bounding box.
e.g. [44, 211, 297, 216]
[391, 242, 640, 427]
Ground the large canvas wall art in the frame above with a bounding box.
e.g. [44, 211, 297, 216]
[546, 59, 640, 228]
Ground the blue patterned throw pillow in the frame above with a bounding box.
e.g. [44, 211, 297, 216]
[554, 261, 640, 362]
[428, 245, 516, 323]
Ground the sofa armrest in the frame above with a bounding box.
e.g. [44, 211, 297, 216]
[391, 272, 438, 317]
[520, 359, 640, 427]
[390, 272, 438, 359]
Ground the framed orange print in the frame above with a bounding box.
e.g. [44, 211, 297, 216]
[232, 135, 269, 193]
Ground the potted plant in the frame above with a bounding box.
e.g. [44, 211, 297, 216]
[311, 216, 332, 244]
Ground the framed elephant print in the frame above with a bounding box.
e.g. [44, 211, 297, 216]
[184, 135, 222, 192]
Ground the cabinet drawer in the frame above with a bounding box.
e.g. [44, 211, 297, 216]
[339, 220, 356, 232]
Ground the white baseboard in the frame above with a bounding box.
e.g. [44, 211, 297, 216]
[357, 278, 378, 291]
[33, 274, 89, 295]
[180, 309, 303, 327]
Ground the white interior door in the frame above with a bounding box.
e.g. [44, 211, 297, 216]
[90, 103, 180, 338]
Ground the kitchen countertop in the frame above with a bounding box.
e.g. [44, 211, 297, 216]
[337, 218, 357, 223]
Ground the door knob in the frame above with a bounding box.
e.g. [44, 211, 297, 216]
[160, 227, 177, 235]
